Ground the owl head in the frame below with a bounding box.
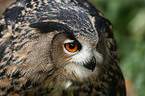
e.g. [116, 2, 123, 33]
[0, 0, 117, 91]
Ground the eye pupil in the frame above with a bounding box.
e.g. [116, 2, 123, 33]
[69, 43, 75, 49]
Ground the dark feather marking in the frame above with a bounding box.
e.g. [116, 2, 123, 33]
[4, 7, 24, 25]
[30, 22, 74, 33]
[22, 80, 32, 90]
[0, 37, 13, 61]
[0, 24, 4, 38]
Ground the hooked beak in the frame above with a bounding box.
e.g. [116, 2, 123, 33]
[84, 56, 96, 71]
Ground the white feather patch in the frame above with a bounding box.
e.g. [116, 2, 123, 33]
[70, 40, 92, 65]
[64, 63, 94, 79]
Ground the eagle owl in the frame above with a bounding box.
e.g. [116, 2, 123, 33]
[0, 0, 126, 96]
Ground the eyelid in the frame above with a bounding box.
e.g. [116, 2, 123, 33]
[63, 39, 75, 44]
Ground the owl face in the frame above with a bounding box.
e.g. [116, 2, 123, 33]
[25, 3, 104, 84]
[51, 31, 103, 79]
[46, 30, 103, 89]
[26, 18, 103, 89]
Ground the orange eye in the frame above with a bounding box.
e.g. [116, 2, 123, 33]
[64, 43, 78, 53]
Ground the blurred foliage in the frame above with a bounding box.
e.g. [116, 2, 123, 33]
[89, 0, 145, 96]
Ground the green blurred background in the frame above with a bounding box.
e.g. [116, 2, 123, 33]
[89, 0, 145, 96]
[0, 0, 145, 96]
